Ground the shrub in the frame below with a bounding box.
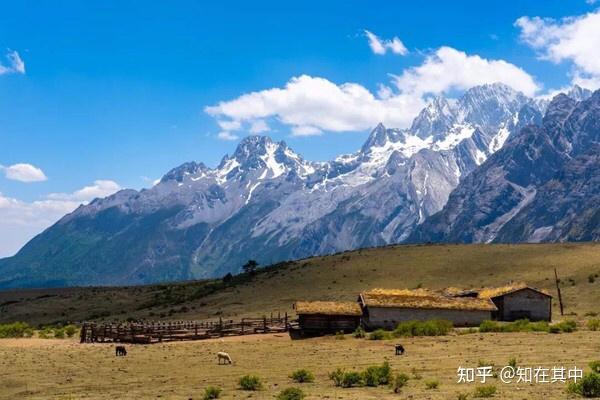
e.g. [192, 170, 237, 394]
[508, 357, 518, 369]
[202, 386, 222, 400]
[64, 325, 79, 338]
[238, 375, 262, 391]
[551, 319, 577, 333]
[277, 387, 305, 400]
[38, 327, 54, 339]
[479, 319, 549, 333]
[290, 369, 314, 383]
[362, 362, 392, 387]
[369, 329, 393, 340]
[392, 373, 409, 393]
[457, 393, 469, 400]
[334, 331, 346, 340]
[590, 361, 600, 374]
[425, 379, 439, 389]
[341, 371, 363, 388]
[53, 328, 65, 339]
[588, 319, 600, 331]
[394, 320, 453, 337]
[0, 322, 33, 338]
[353, 326, 366, 338]
[473, 385, 497, 398]
[567, 372, 600, 398]
[329, 368, 345, 387]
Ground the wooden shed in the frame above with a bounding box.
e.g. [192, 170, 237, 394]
[358, 288, 497, 329]
[478, 284, 552, 322]
[294, 301, 362, 334]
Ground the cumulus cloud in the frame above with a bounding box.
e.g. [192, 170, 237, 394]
[364, 30, 408, 55]
[516, 11, 600, 89]
[0, 180, 120, 257]
[392, 46, 539, 96]
[217, 131, 239, 141]
[205, 74, 426, 136]
[0, 50, 26, 75]
[0, 163, 47, 182]
[205, 46, 538, 136]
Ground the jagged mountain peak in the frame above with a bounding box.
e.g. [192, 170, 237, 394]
[410, 95, 457, 139]
[161, 161, 209, 183]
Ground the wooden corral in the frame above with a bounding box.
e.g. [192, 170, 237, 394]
[80, 313, 289, 344]
[294, 301, 362, 334]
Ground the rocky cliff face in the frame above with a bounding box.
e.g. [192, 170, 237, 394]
[3, 83, 585, 289]
[409, 90, 600, 244]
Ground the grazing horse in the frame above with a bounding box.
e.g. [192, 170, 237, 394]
[217, 351, 232, 364]
[395, 344, 405, 355]
[115, 345, 127, 356]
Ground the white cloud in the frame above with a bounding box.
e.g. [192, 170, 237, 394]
[205, 74, 426, 135]
[364, 30, 408, 55]
[46, 180, 121, 202]
[392, 46, 539, 97]
[205, 47, 538, 135]
[217, 131, 239, 141]
[0, 50, 26, 75]
[1, 163, 47, 182]
[249, 119, 269, 133]
[516, 11, 600, 90]
[0, 180, 120, 257]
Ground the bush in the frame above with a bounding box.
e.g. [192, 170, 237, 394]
[457, 393, 469, 400]
[394, 320, 453, 337]
[362, 362, 392, 387]
[551, 319, 577, 333]
[238, 375, 262, 391]
[277, 387, 305, 400]
[392, 373, 409, 393]
[590, 361, 600, 374]
[0, 322, 33, 338]
[329, 368, 345, 387]
[567, 372, 600, 398]
[64, 325, 79, 338]
[425, 379, 439, 389]
[479, 319, 549, 333]
[473, 385, 497, 398]
[334, 331, 346, 340]
[290, 369, 314, 383]
[369, 329, 393, 340]
[508, 357, 518, 369]
[588, 319, 600, 331]
[353, 326, 366, 338]
[341, 371, 363, 388]
[202, 386, 222, 400]
[53, 328, 65, 339]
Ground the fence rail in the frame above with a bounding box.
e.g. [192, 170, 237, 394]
[80, 313, 290, 344]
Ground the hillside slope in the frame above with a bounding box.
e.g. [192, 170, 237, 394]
[1, 243, 599, 326]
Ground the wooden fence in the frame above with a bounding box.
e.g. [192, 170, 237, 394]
[80, 313, 290, 344]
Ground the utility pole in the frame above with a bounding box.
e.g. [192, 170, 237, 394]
[554, 268, 564, 316]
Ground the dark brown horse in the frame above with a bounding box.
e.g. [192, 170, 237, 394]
[115, 345, 127, 356]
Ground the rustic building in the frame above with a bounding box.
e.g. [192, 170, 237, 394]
[358, 288, 497, 329]
[294, 301, 362, 334]
[478, 284, 552, 322]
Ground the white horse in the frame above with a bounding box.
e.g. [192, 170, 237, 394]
[217, 351, 232, 364]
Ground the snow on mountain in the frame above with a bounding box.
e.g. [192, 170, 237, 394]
[0, 83, 590, 288]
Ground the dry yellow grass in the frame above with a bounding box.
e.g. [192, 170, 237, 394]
[1, 330, 599, 399]
[293, 300, 362, 316]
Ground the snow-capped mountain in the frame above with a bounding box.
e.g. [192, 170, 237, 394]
[0, 83, 589, 289]
[409, 89, 600, 244]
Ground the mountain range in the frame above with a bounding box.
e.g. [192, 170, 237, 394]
[0, 83, 597, 289]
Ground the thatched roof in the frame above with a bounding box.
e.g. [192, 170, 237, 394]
[477, 283, 552, 299]
[359, 288, 497, 312]
[294, 301, 362, 316]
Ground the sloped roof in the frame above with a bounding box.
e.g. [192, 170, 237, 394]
[294, 301, 362, 316]
[477, 283, 552, 299]
[359, 288, 497, 312]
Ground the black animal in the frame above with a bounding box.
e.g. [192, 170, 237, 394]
[115, 345, 127, 356]
[395, 344, 405, 355]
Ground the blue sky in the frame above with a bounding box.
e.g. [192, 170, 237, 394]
[1, 0, 599, 256]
